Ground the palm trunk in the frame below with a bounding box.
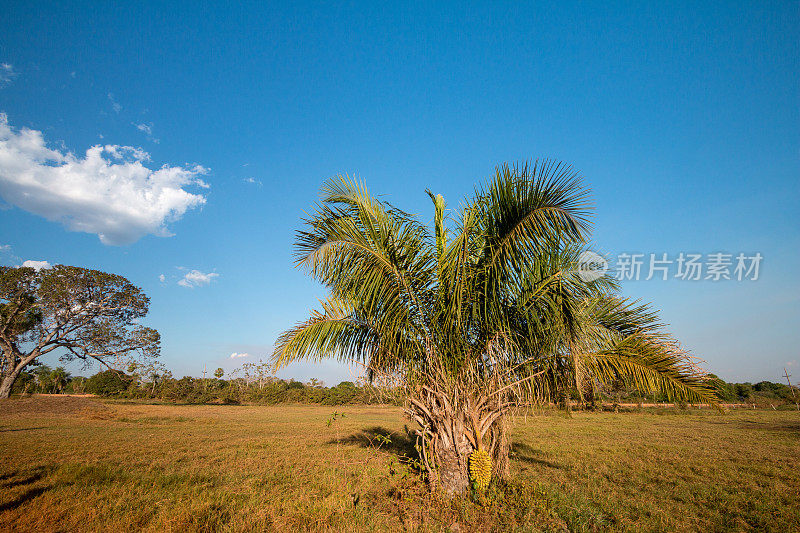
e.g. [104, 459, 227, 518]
[407, 385, 509, 495]
[437, 445, 470, 495]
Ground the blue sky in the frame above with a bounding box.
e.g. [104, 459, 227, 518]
[1, 1, 798, 384]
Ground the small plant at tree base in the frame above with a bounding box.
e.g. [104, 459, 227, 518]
[374, 432, 391, 449]
[402, 450, 425, 474]
[326, 410, 345, 427]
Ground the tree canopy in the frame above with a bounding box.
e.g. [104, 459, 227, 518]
[0, 265, 160, 398]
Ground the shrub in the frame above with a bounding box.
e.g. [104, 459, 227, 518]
[85, 370, 133, 396]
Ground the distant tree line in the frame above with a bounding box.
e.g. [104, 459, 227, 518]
[10, 362, 400, 405]
[9, 363, 798, 409]
[709, 375, 798, 407]
[580, 373, 798, 409]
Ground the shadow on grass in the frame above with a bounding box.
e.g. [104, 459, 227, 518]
[333, 428, 567, 470]
[329, 425, 419, 460]
[0, 486, 51, 512]
[0, 427, 48, 433]
[0, 466, 55, 512]
[736, 419, 800, 433]
[511, 442, 565, 470]
[0, 468, 50, 489]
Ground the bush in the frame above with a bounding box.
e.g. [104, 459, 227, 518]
[85, 370, 133, 396]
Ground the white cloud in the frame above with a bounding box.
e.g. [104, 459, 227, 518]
[107, 93, 122, 113]
[0, 244, 9, 251]
[158, 274, 166, 283]
[178, 269, 219, 288]
[0, 64, 15, 88]
[133, 122, 159, 144]
[243, 177, 262, 186]
[0, 113, 209, 245]
[230, 352, 250, 359]
[21, 260, 51, 271]
[134, 123, 153, 135]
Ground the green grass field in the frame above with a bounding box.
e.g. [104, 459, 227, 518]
[1, 396, 798, 532]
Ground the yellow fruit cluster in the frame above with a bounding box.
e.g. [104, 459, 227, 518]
[469, 449, 492, 491]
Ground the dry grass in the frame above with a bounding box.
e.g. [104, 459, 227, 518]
[0, 397, 798, 532]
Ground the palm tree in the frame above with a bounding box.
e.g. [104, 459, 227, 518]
[50, 367, 71, 394]
[272, 161, 717, 495]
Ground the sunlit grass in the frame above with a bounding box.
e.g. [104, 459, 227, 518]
[1, 398, 797, 532]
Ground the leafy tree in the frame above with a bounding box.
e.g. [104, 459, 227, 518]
[735, 383, 754, 401]
[272, 163, 717, 494]
[0, 265, 160, 398]
[11, 370, 35, 395]
[85, 369, 132, 396]
[214, 367, 224, 379]
[32, 364, 54, 393]
[49, 366, 71, 393]
[136, 360, 169, 395]
[67, 375, 88, 394]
